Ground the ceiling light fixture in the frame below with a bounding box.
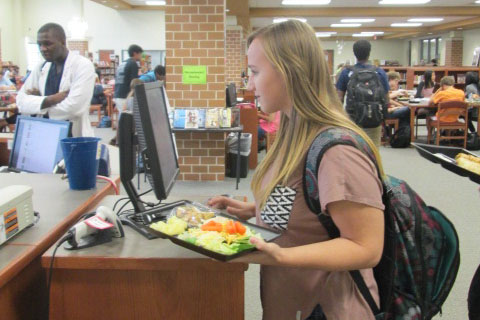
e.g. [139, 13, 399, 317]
[391, 22, 423, 27]
[408, 18, 444, 22]
[353, 33, 374, 37]
[315, 32, 337, 37]
[476, 0, 480, 3]
[282, 0, 331, 5]
[341, 18, 375, 23]
[379, 0, 431, 4]
[330, 23, 362, 27]
[361, 31, 384, 35]
[145, 1, 166, 5]
[273, 17, 307, 23]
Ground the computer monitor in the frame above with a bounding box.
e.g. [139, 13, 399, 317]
[9, 116, 71, 173]
[226, 82, 237, 108]
[118, 81, 180, 238]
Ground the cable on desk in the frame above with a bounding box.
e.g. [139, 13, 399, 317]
[47, 233, 73, 320]
[96, 175, 119, 195]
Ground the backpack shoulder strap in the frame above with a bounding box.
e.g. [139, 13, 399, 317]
[302, 126, 382, 316]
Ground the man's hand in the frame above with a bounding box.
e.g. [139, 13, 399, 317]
[41, 91, 69, 109]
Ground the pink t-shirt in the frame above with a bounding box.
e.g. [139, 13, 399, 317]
[259, 111, 281, 133]
[256, 143, 384, 320]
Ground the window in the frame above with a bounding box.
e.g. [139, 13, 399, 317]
[420, 37, 441, 63]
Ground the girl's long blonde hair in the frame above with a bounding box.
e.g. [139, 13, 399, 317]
[249, 20, 385, 208]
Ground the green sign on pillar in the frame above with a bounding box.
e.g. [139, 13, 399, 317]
[182, 65, 207, 84]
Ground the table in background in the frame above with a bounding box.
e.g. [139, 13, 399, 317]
[407, 100, 480, 142]
[0, 174, 120, 320]
[41, 195, 248, 320]
[173, 126, 243, 189]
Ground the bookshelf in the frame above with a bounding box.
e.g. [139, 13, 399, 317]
[405, 67, 480, 90]
[381, 66, 408, 89]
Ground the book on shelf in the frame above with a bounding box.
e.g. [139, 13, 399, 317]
[205, 108, 220, 128]
[185, 109, 199, 129]
[173, 108, 186, 128]
[197, 108, 206, 128]
[220, 108, 232, 128]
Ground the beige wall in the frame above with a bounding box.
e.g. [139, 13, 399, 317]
[463, 28, 480, 67]
[4, 0, 165, 74]
[320, 39, 408, 68]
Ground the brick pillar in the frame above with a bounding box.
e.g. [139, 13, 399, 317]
[445, 39, 463, 67]
[226, 26, 244, 90]
[67, 40, 89, 57]
[165, 0, 227, 181]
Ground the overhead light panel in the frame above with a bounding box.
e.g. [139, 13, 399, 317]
[361, 31, 384, 35]
[282, 0, 331, 5]
[145, 1, 166, 5]
[315, 32, 337, 37]
[391, 22, 423, 27]
[476, 0, 480, 3]
[341, 18, 375, 23]
[330, 23, 362, 27]
[353, 33, 374, 37]
[273, 17, 307, 23]
[380, 0, 431, 4]
[408, 18, 444, 22]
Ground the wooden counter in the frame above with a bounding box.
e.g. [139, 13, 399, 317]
[0, 174, 120, 320]
[42, 195, 248, 320]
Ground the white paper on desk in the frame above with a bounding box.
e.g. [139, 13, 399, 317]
[420, 98, 430, 103]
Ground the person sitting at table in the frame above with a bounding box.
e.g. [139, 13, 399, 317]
[91, 75, 107, 112]
[385, 71, 410, 128]
[415, 70, 438, 98]
[257, 111, 280, 152]
[430, 76, 465, 123]
[464, 72, 479, 133]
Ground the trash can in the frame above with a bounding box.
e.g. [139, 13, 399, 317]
[226, 133, 251, 178]
[61, 137, 101, 190]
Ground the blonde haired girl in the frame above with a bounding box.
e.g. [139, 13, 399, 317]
[209, 20, 385, 320]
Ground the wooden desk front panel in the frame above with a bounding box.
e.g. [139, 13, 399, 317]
[0, 257, 47, 320]
[49, 268, 244, 320]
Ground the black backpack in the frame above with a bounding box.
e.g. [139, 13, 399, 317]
[303, 127, 460, 320]
[389, 125, 411, 148]
[346, 65, 387, 128]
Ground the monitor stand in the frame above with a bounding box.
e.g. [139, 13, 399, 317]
[118, 112, 163, 240]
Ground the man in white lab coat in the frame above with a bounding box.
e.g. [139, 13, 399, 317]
[17, 23, 96, 137]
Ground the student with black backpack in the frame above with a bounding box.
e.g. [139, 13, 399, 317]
[336, 40, 390, 147]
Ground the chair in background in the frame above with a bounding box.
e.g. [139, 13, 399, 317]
[426, 101, 468, 148]
[89, 104, 102, 127]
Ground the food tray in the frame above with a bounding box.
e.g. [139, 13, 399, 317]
[145, 200, 281, 261]
[412, 142, 480, 184]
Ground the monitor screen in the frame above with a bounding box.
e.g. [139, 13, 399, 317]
[134, 81, 179, 200]
[9, 116, 71, 173]
[226, 83, 237, 108]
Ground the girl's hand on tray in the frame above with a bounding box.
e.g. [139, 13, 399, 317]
[229, 237, 285, 265]
[207, 196, 256, 221]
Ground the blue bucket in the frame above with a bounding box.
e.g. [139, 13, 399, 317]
[61, 137, 101, 190]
